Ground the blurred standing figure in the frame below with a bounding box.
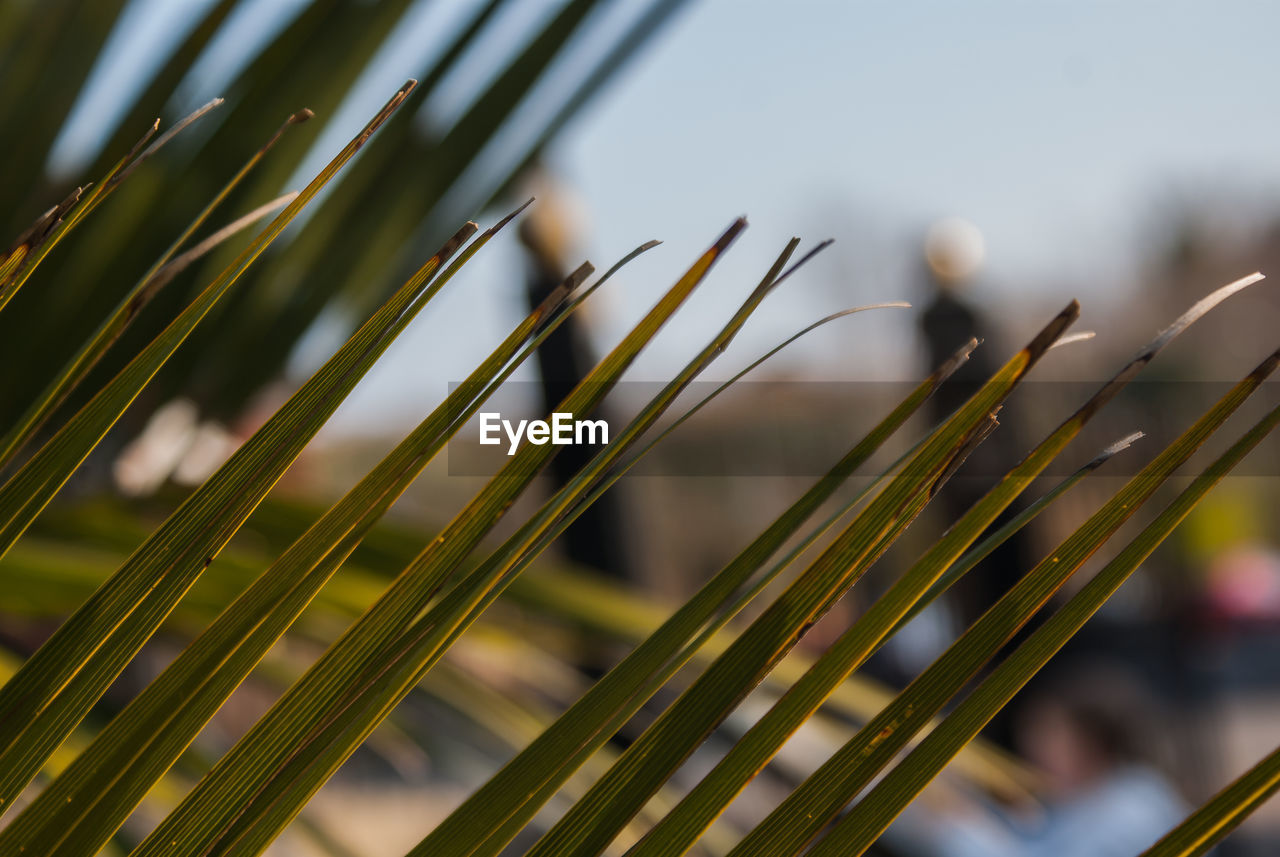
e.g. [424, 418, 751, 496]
[917, 219, 1033, 633]
[920, 217, 993, 404]
[518, 169, 635, 584]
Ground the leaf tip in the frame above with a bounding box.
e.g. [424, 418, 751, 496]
[1085, 429, 1146, 471]
[713, 217, 749, 252]
[1025, 299, 1081, 364]
[487, 200, 534, 236]
[934, 336, 980, 384]
[1050, 330, 1097, 350]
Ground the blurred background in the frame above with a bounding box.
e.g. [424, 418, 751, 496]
[2, 1, 1279, 854]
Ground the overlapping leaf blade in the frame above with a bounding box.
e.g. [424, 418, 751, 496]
[730, 339, 1278, 857]
[0, 85, 413, 561]
[126, 220, 745, 857]
[518, 303, 1079, 857]
[0, 84, 437, 810]
[411, 330, 973, 857]
[0, 236, 612, 857]
[811, 362, 1280, 857]
[1142, 745, 1280, 857]
[623, 275, 1266, 857]
[0, 110, 311, 469]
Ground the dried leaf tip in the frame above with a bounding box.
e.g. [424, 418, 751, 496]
[352, 83, 417, 148]
[937, 413, 1000, 489]
[935, 337, 980, 384]
[711, 217, 749, 253]
[1050, 330, 1096, 350]
[1025, 300, 1081, 364]
[434, 221, 480, 262]
[260, 109, 314, 154]
[511, 197, 536, 217]
[541, 272, 581, 310]
[1102, 430, 1145, 456]
[777, 239, 835, 282]
[1084, 430, 1146, 470]
[122, 119, 161, 163]
[488, 198, 535, 235]
[1249, 344, 1280, 380]
[1147, 272, 1266, 354]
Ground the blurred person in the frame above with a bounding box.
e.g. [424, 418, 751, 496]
[917, 218, 1030, 619]
[913, 219, 1038, 746]
[882, 666, 1192, 857]
[920, 217, 991, 394]
[517, 167, 635, 585]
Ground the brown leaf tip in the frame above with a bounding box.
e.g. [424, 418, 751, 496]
[436, 221, 480, 260]
[711, 217, 748, 254]
[1025, 299, 1081, 365]
[568, 261, 595, 286]
[1250, 345, 1280, 381]
[934, 337, 980, 384]
[488, 199, 535, 235]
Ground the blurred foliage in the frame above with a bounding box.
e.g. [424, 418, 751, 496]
[0, 0, 688, 437]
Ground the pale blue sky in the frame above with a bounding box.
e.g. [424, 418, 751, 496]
[334, 0, 1280, 431]
[47, 1, 1280, 432]
[556, 0, 1280, 354]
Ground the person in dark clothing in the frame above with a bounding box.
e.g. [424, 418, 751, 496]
[517, 176, 635, 584]
[920, 218, 996, 420]
[916, 219, 1036, 746]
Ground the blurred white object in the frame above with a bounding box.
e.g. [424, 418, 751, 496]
[926, 217, 986, 284]
[114, 399, 199, 496]
[113, 399, 239, 495]
[174, 421, 238, 486]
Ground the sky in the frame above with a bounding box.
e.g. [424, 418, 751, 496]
[555, 0, 1280, 354]
[47, 0, 1280, 432]
[333, 0, 1280, 432]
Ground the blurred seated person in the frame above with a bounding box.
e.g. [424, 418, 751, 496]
[882, 666, 1192, 857]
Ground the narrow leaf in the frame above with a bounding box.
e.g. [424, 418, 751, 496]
[0, 82, 436, 811]
[414, 335, 976, 857]
[127, 220, 744, 857]
[1141, 744, 1280, 857]
[0, 110, 311, 468]
[731, 339, 1278, 857]
[814, 380, 1280, 857]
[522, 305, 1078, 857]
[0, 238, 587, 857]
